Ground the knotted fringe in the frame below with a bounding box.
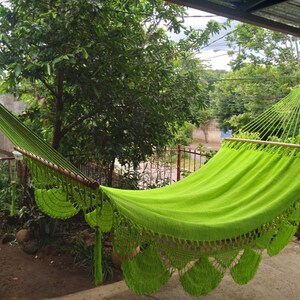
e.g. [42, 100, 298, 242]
[230, 249, 262, 285]
[268, 223, 298, 256]
[180, 257, 223, 296]
[110, 196, 300, 297]
[122, 245, 171, 295]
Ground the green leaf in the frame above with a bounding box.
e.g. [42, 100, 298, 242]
[53, 55, 70, 66]
[46, 63, 51, 75]
[0, 81, 8, 93]
[82, 48, 89, 59]
[15, 64, 22, 77]
[93, 86, 100, 97]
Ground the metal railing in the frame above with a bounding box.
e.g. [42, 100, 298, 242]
[70, 145, 216, 189]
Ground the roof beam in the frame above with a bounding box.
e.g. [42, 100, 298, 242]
[167, 0, 300, 36]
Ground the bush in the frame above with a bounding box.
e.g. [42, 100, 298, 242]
[169, 122, 194, 147]
[0, 161, 12, 210]
[0, 160, 23, 214]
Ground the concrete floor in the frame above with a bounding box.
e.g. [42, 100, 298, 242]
[52, 240, 300, 300]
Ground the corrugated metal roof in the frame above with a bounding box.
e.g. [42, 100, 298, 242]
[168, 0, 300, 36]
[254, 0, 300, 29]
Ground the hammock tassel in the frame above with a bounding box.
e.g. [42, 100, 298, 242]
[180, 256, 223, 296]
[230, 249, 261, 285]
[94, 226, 103, 285]
[267, 223, 297, 256]
[122, 245, 171, 295]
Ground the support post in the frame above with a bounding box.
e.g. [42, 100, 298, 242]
[177, 144, 181, 181]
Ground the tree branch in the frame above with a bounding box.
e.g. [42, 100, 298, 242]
[39, 78, 59, 98]
[60, 110, 97, 138]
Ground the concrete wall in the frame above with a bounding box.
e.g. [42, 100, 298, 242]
[192, 120, 221, 144]
[0, 94, 25, 155]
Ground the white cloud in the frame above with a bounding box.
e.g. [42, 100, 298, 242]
[183, 8, 228, 29]
[168, 8, 239, 71]
[196, 50, 232, 71]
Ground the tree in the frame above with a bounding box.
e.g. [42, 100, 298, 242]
[210, 23, 300, 132]
[226, 23, 300, 71]
[167, 56, 227, 146]
[0, 0, 223, 184]
[210, 64, 297, 131]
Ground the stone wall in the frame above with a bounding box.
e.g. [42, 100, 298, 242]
[0, 94, 25, 155]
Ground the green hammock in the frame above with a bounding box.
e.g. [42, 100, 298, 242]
[1, 86, 300, 297]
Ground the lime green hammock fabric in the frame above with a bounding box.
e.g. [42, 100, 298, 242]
[1, 86, 300, 297]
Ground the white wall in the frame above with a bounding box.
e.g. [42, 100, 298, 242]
[0, 94, 25, 155]
[192, 120, 221, 144]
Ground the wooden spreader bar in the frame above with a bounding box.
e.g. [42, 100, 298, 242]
[14, 147, 100, 189]
[224, 138, 300, 149]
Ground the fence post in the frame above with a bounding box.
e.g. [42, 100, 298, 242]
[177, 144, 181, 181]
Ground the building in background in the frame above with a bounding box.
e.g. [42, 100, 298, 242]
[0, 94, 25, 155]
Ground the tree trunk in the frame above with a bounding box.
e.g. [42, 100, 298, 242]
[203, 124, 209, 143]
[52, 69, 64, 150]
[107, 158, 116, 187]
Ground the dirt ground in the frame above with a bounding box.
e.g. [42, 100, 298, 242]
[0, 242, 96, 300]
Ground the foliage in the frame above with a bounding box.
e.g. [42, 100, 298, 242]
[0, 0, 225, 186]
[208, 23, 300, 132]
[112, 170, 141, 190]
[71, 234, 94, 271]
[0, 160, 23, 213]
[210, 64, 297, 131]
[197, 144, 217, 163]
[228, 113, 253, 130]
[24, 210, 60, 241]
[169, 122, 194, 147]
[197, 110, 215, 143]
[267, 135, 300, 144]
[232, 131, 260, 140]
[0, 161, 11, 210]
[226, 23, 300, 71]
[198, 110, 214, 126]
[71, 232, 117, 281]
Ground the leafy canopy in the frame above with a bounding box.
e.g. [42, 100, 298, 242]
[0, 0, 224, 178]
[210, 24, 300, 131]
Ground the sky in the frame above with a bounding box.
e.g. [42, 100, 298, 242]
[169, 8, 238, 71]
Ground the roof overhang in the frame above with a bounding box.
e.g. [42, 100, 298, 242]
[167, 0, 300, 36]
